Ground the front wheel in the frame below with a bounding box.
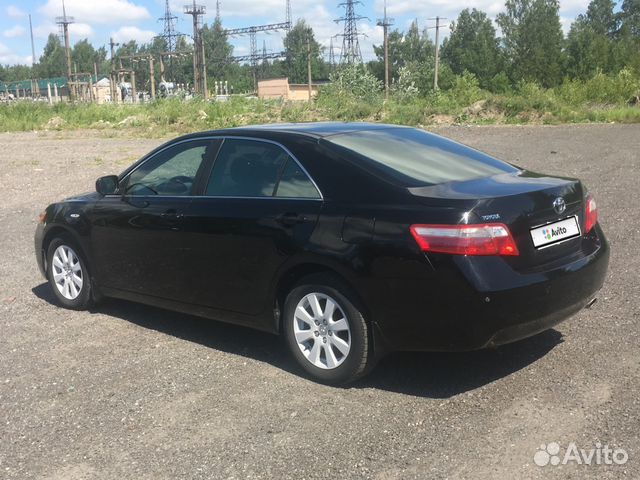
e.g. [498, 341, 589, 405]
[283, 274, 374, 384]
[46, 235, 93, 310]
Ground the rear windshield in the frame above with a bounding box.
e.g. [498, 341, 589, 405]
[324, 127, 518, 187]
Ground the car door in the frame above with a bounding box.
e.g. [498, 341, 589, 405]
[182, 137, 323, 316]
[90, 138, 220, 301]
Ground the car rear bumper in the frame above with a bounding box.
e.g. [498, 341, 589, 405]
[372, 225, 610, 352]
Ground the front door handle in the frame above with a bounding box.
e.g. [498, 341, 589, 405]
[276, 213, 309, 226]
[159, 209, 184, 230]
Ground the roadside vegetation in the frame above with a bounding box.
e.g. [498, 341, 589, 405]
[1, 0, 639, 135]
[1, 66, 639, 136]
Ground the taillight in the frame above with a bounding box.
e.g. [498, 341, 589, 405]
[585, 194, 598, 233]
[38, 211, 47, 224]
[410, 223, 519, 256]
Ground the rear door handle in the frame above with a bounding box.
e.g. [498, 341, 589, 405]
[276, 213, 309, 226]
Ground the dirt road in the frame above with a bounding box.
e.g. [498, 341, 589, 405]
[1, 124, 638, 479]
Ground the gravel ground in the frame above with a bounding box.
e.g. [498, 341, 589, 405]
[0, 124, 638, 479]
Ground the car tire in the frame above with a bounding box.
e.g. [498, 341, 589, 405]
[46, 234, 93, 310]
[283, 274, 375, 384]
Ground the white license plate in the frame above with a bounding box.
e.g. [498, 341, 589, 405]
[530, 216, 581, 248]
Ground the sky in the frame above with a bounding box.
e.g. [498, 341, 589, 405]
[0, 0, 593, 67]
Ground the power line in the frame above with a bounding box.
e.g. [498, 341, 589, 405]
[225, 22, 290, 89]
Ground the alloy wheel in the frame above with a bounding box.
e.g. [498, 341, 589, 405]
[52, 245, 84, 300]
[293, 293, 351, 369]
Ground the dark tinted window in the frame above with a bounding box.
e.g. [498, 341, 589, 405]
[275, 159, 320, 198]
[206, 139, 288, 197]
[325, 128, 517, 187]
[125, 139, 212, 196]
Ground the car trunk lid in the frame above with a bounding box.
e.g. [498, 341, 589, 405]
[408, 170, 586, 269]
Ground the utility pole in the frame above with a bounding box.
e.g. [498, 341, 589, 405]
[428, 16, 448, 91]
[109, 37, 119, 103]
[184, 1, 207, 98]
[328, 37, 336, 70]
[56, 0, 75, 100]
[377, 0, 394, 99]
[29, 14, 36, 66]
[307, 36, 312, 100]
[149, 56, 156, 99]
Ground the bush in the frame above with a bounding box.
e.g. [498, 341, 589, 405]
[447, 71, 484, 106]
[316, 64, 383, 120]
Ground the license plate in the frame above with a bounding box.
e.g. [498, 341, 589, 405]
[530, 216, 581, 248]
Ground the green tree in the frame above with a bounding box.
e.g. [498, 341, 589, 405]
[620, 0, 640, 37]
[372, 20, 435, 87]
[201, 17, 233, 82]
[72, 39, 105, 74]
[441, 9, 504, 89]
[283, 20, 327, 84]
[497, 0, 565, 86]
[35, 34, 66, 78]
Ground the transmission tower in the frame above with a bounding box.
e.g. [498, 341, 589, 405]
[55, 0, 75, 99]
[184, 1, 208, 98]
[158, 0, 183, 53]
[335, 0, 367, 64]
[216, 0, 221, 22]
[286, 0, 292, 32]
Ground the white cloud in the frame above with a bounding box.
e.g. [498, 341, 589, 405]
[70, 23, 95, 38]
[6, 5, 26, 18]
[111, 26, 157, 44]
[3, 25, 26, 38]
[39, 0, 151, 25]
[33, 21, 94, 40]
[0, 42, 31, 65]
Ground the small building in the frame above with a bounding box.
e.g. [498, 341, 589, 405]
[92, 77, 112, 104]
[257, 78, 321, 101]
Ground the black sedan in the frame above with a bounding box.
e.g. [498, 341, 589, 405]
[35, 123, 609, 384]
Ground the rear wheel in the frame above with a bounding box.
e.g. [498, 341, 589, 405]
[283, 274, 374, 384]
[46, 235, 93, 310]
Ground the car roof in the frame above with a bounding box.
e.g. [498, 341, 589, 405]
[193, 122, 412, 139]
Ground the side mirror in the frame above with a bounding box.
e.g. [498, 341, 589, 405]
[96, 175, 119, 195]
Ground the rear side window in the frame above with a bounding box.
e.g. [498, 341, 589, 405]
[325, 128, 517, 187]
[206, 138, 320, 199]
[276, 159, 320, 199]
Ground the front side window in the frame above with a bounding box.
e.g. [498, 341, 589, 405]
[206, 138, 319, 198]
[124, 139, 212, 196]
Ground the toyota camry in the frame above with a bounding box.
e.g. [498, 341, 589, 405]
[34, 123, 610, 384]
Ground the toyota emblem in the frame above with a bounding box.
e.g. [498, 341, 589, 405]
[553, 197, 566, 215]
